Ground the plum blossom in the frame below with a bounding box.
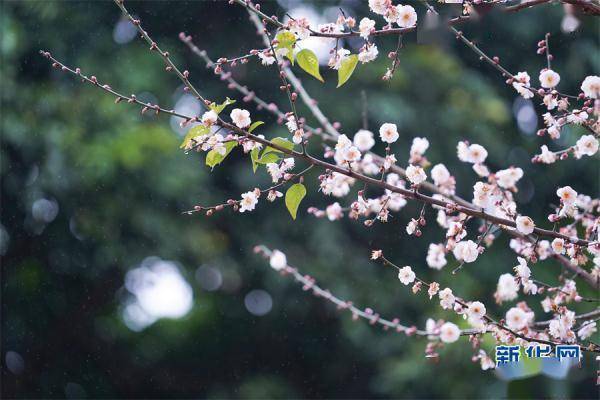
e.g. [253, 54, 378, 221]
[426, 243, 447, 270]
[557, 186, 577, 206]
[343, 146, 362, 162]
[495, 273, 519, 303]
[330, 48, 350, 70]
[539, 69, 560, 88]
[514, 257, 531, 280]
[379, 123, 399, 143]
[230, 108, 251, 128]
[353, 130, 375, 152]
[577, 321, 597, 340]
[439, 288, 455, 310]
[567, 110, 588, 125]
[405, 165, 427, 185]
[358, 44, 379, 64]
[258, 51, 276, 66]
[549, 311, 576, 342]
[368, 0, 390, 15]
[512, 71, 534, 99]
[575, 135, 599, 157]
[396, 5, 417, 28]
[505, 307, 529, 330]
[439, 322, 460, 343]
[581, 75, 600, 99]
[495, 167, 523, 189]
[515, 216, 535, 235]
[269, 250, 287, 270]
[239, 190, 258, 212]
[410, 137, 429, 156]
[397, 266, 416, 285]
[551, 238, 566, 254]
[431, 164, 450, 185]
[359, 17, 376, 39]
[457, 142, 488, 164]
[536, 145, 557, 164]
[201, 110, 218, 125]
[326, 202, 343, 221]
[453, 240, 479, 263]
[467, 301, 486, 322]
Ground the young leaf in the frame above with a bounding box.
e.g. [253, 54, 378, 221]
[262, 137, 295, 156]
[337, 54, 359, 88]
[206, 141, 237, 168]
[256, 152, 280, 165]
[275, 31, 296, 65]
[209, 97, 236, 115]
[250, 147, 260, 173]
[248, 121, 264, 133]
[296, 49, 323, 82]
[285, 183, 306, 220]
[180, 125, 210, 149]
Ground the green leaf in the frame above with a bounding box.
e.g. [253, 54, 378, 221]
[275, 31, 296, 65]
[263, 137, 295, 156]
[256, 152, 280, 165]
[209, 97, 236, 115]
[248, 121, 264, 133]
[337, 54, 358, 88]
[180, 125, 210, 149]
[250, 148, 260, 173]
[285, 183, 306, 220]
[296, 49, 323, 82]
[206, 141, 237, 168]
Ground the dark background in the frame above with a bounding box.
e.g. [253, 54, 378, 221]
[2, 0, 599, 398]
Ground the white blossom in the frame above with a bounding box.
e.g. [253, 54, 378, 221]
[505, 307, 528, 330]
[581, 75, 600, 99]
[515, 215, 535, 235]
[230, 108, 251, 128]
[453, 240, 479, 263]
[358, 44, 379, 64]
[239, 191, 258, 212]
[496, 274, 519, 302]
[405, 165, 427, 185]
[269, 250, 287, 270]
[539, 69, 560, 88]
[575, 135, 599, 157]
[410, 137, 429, 156]
[557, 186, 578, 206]
[201, 110, 218, 125]
[439, 322, 460, 343]
[439, 288, 455, 310]
[431, 164, 451, 186]
[358, 17, 376, 39]
[326, 202, 343, 221]
[551, 238, 566, 254]
[379, 123, 399, 143]
[353, 130, 375, 151]
[368, 0, 390, 15]
[514, 257, 531, 280]
[495, 167, 523, 189]
[577, 321, 597, 340]
[396, 4, 417, 28]
[426, 243, 447, 270]
[397, 266, 416, 285]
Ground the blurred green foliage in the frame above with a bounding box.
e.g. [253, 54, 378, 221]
[2, 1, 598, 398]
